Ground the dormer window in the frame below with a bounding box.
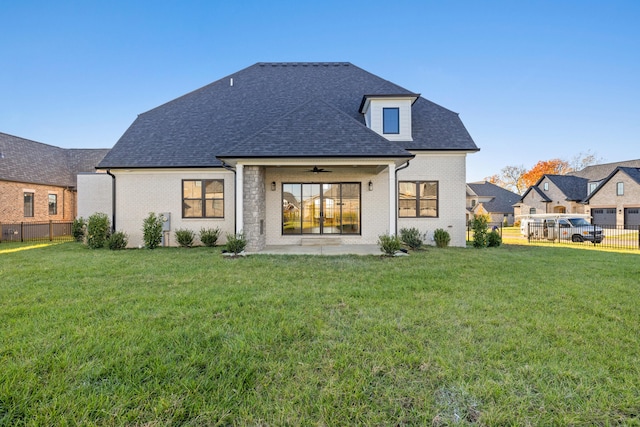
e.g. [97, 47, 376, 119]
[383, 108, 399, 134]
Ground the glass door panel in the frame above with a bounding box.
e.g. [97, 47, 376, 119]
[341, 183, 360, 234]
[302, 184, 321, 234]
[282, 184, 302, 234]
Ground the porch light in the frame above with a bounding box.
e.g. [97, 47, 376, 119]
[271, 181, 276, 191]
[368, 180, 373, 191]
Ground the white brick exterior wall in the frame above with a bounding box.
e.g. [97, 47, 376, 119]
[112, 169, 235, 248]
[77, 173, 113, 220]
[397, 152, 468, 247]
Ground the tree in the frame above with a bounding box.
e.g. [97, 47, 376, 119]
[500, 165, 527, 194]
[569, 150, 603, 172]
[521, 159, 570, 188]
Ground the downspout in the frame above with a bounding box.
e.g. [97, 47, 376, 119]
[106, 169, 116, 232]
[394, 160, 411, 235]
[221, 161, 236, 233]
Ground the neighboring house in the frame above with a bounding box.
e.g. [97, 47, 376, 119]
[516, 159, 640, 228]
[466, 181, 520, 225]
[0, 132, 109, 224]
[582, 167, 640, 228]
[92, 62, 479, 250]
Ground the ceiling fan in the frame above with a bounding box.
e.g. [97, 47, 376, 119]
[306, 166, 332, 174]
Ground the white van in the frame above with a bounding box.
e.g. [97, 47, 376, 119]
[520, 214, 604, 243]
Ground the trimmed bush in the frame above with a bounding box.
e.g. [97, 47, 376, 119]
[225, 233, 247, 255]
[378, 233, 401, 256]
[142, 212, 164, 249]
[72, 217, 86, 242]
[399, 227, 424, 250]
[107, 231, 128, 250]
[199, 227, 221, 247]
[471, 214, 490, 248]
[433, 228, 451, 248]
[487, 230, 502, 247]
[175, 229, 195, 248]
[86, 212, 111, 249]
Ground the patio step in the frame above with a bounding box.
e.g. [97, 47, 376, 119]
[300, 237, 341, 246]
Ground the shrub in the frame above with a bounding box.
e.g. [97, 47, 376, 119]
[142, 212, 164, 249]
[487, 230, 502, 247]
[399, 227, 424, 250]
[175, 228, 195, 248]
[471, 214, 489, 248]
[377, 233, 401, 256]
[433, 228, 451, 248]
[86, 212, 111, 249]
[72, 217, 86, 242]
[225, 232, 247, 255]
[107, 231, 128, 250]
[199, 227, 221, 247]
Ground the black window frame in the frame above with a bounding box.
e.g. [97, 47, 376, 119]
[398, 181, 439, 218]
[382, 107, 400, 134]
[24, 192, 34, 217]
[182, 179, 224, 219]
[48, 193, 58, 215]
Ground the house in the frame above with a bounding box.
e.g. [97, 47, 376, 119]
[0, 132, 109, 224]
[515, 159, 640, 228]
[582, 167, 640, 228]
[466, 181, 520, 225]
[92, 62, 479, 250]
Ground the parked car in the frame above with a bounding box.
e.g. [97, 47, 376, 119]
[521, 215, 604, 243]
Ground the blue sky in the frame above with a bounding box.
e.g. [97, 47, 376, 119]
[2, 0, 638, 181]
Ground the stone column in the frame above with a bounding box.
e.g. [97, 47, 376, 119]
[243, 165, 266, 252]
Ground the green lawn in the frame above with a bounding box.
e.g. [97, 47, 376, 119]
[1, 242, 639, 425]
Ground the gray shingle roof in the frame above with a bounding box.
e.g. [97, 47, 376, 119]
[569, 159, 640, 181]
[99, 62, 478, 168]
[467, 181, 520, 213]
[545, 175, 588, 201]
[0, 132, 110, 187]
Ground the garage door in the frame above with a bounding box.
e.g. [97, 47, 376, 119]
[592, 208, 617, 228]
[625, 208, 640, 229]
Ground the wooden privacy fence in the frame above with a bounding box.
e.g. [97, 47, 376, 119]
[0, 221, 74, 243]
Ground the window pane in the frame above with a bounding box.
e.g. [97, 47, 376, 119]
[398, 182, 416, 217]
[383, 108, 399, 134]
[205, 199, 224, 218]
[205, 180, 224, 199]
[419, 182, 437, 217]
[283, 184, 302, 234]
[183, 181, 201, 199]
[24, 193, 34, 217]
[302, 184, 321, 234]
[48, 194, 57, 215]
[183, 199, 202, 217]
[617, 182, 624, 196]
[341, 183, 360, 234]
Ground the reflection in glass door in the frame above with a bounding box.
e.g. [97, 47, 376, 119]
[282, 183, 360, 235]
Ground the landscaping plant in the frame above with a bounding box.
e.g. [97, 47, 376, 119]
[72, 217, 86, 242]
[107, 231, 128, 250]
[399, 227, 424, 250]
[142, 212, 164, 249]
[433, 228, 451, 248]
[471, 214, 490, 248]
[175, 228, 195, 248]
[86, 212, 110, 249]
[487, 230, 502, 247]
[377, 233, 401, 256]
[199, 227, 221, 247]
[225, 232, 246, 255]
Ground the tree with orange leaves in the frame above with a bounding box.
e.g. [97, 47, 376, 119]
[520, 159, 570, 188]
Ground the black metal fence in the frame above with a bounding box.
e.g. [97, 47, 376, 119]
[0, 221, 74, 243]
[525, 222, 640, 250]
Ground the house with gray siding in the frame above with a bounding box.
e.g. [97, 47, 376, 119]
[91, 62, 479, 250]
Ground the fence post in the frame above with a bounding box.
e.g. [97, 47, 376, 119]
[21, 222, 24, 242]
[0, 221, 2, 244]
[49, 220, 53, 241]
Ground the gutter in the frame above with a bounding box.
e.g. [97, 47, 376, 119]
[106, 169, 116, 232]
[394, 160, 411, 235]
[220, 161, 237, 233]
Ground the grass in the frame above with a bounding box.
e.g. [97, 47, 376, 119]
[1, 242, 639, 425]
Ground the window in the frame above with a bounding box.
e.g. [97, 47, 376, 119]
[383, 108, 399, 134]
[543, 182, 549, 191]
[617, 182, 624, 196]
[182, 180, 224, 218]
[398, 181, 438, 217]
[24, 192, 34, 217]
[48, 194, 58, 215]
[529, 208, 537, 214]
[588, 182, 597, 195]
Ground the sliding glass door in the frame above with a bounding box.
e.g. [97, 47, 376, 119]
[282, 183, 360, 235]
